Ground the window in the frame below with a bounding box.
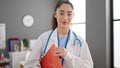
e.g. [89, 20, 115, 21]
[69, 0, 86, 40]
[113, 0, 120, 67]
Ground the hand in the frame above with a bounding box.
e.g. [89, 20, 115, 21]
[53, 47, 67, 58]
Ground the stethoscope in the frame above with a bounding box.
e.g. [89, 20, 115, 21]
[42, 29, 82, 65]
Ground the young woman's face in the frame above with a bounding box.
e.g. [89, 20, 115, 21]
[54, 3, 74, 29]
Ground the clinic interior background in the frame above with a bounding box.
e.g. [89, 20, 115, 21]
[0, 0, 113, 68]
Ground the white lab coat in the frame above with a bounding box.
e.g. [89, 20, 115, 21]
[24, 29, 93, 68]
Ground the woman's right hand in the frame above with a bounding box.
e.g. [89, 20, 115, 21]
[53, 46, 67, 58]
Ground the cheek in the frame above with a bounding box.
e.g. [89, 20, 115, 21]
[68, 18, 72, 23]
[69, 17, 73, 21]
[56, 17, 62, 23]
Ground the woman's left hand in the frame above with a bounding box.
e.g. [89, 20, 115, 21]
[53, 46, 67, 58]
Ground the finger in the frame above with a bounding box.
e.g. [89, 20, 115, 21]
[54, 48, 62, 53]
[53, 53, 63, 56]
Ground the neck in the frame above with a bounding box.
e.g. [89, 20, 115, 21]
[57, 27, 69, 36]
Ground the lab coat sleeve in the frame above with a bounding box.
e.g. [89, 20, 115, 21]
[63, 41, 94, 68]
[24, 36, 44, 68]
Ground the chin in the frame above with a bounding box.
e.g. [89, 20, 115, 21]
[62, 26, 69, 29]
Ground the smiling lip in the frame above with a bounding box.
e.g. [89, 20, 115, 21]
[62, 22, 68, 25]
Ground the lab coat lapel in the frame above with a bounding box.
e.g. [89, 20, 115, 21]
[44, 29, 58, 55]
[49, 29, 58, 47]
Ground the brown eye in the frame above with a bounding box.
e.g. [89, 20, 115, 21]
[60, 12, 64, 16]
[68, 13, 72, 16]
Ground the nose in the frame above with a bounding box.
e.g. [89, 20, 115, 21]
[62, 14, 68, 21]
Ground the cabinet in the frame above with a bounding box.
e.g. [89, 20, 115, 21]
[9, 51, 29, 68]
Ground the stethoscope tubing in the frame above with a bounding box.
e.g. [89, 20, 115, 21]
[72, 31, 82, 47]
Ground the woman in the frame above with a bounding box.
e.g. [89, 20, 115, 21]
[24, 1, 93, 68]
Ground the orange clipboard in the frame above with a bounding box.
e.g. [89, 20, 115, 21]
[40, 44, 62, 68]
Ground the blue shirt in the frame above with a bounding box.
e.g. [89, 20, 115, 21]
[58, 35, 67, 47]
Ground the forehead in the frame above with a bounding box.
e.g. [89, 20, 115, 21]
[57, 3, 73, 11]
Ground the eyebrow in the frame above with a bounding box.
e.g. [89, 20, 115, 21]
[58, 10, 73, 13]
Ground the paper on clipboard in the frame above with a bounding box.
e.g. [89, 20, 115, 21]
[40, 44, 62, 68]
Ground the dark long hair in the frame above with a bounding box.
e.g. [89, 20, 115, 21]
[51, 1, 74, 30]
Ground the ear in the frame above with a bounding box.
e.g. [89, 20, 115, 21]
[54, 12, 57, 18]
